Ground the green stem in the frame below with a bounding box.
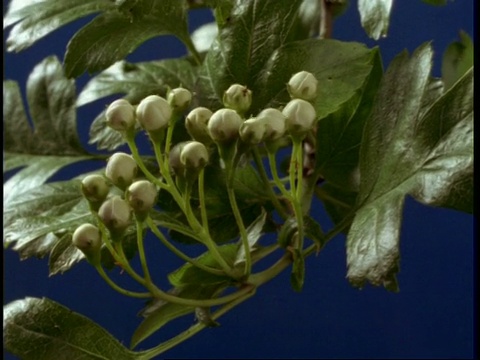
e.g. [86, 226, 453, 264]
[252, 148, 289, 219]
[125, 135, 167, 189]
[267, 151, 292, 201]
[226, 162, 251, 278]
[136, 288, 256, 360]
[198, 168, 210, 233]
[184, 35, 202, 66]
[94, 264, 151, 299]
[136, 219, 152, 284]
[146, 217, 225, 276]
[153, 141, 238, 279]
[291, 140, 305, 251]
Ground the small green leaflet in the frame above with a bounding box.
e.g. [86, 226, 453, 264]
[358, 0, 392, 40]
[346, 43, 473, 290]
[3, 297, 136, 360]
[442, 31, 474, 90]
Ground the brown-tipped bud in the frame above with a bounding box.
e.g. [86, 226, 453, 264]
[98, 196, 132, 237]
[72, 223, 102, 264]
[207, 108, 243, 144]
[81, 174, 110, 204]
[136, 95, 171, 132]
[126, 180, 158, 215]
[256, 108, 286, 141]
[185, 107, 213, 144]
[223, 84, 252, 114]
[105, 99, 136, 131]
[282, 99, 317, 138]
[105, 153, 138, 190]
[287, 71, 318, 101]
[167, 87, 192, 112]
[180, 141, 209, 169]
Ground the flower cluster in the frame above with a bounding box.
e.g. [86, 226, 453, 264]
[72, 71, 319, 276]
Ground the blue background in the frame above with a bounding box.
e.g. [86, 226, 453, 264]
[3, 1, 475, 359]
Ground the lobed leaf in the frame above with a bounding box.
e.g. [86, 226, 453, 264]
[346, 44, 473, 289]
[4, 0, 115, 52]
[64, 0, 190, 77]
[234, 209, 267, 265]
[4, 297, 135, 360]
[3, 56, 92, 205]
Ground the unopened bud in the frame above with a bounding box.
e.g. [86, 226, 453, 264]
[287, 71, 318, 101]
[136, 95, 171, 132]
[98, 196, 132, 237]
[72, 223, 102, 264]
[223, 84, 252, 114]
[207, 108, 243, 144]
[180, 141, 209, 169]
[81, 174, 110, 205]
[105, 153, 138, 190]
[256, 108, 286, 141]
[106, 99, 136, 131]
[126, 180, 158, 218]
[185, 107, 213, 144]
[282, 99, 317, 138]
[239, 118, 266, 144]
[167, 87, 192, 111]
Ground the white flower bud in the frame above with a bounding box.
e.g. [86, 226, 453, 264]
[223, 84, 252, 114]
[72, 223, 102, 263]
[136, 95, 172, 132]
[180, 141, 209, 169]
[105, 152, 137, 189]
[81, 174, 110, 203]
[239, 118, 266, 144]
[207, 108, 243, 144]
[282, 99, 317, 137]
[98, 196, 132, 234]
[185, 107, 213, 144]
[167, 87, 192, 111]
[287, 71, 318, 100]
[126, 180, 158, 214]
[256, 108, 286, 141]
[105, 99, 136, 131]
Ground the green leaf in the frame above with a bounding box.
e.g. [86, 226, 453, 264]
[3, 56, 92, 205]
[167, 244, 237, 287]
[442, 31, 474, 90]
[4, 0, 116, 52]
[253, 39, 377, 120]
[234, 209, 267, 265]
[195, 0, 304, 111]
[4, 297, 135, 360]
[79, 59, 197, 151]
[315, 47, 383, 190]
[358, 0, 392, 40]
[64, 0, 190, 77]
[131, 284, 225, 349]
[4, 180, 93, 258]
[346, 44, 473, 289]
